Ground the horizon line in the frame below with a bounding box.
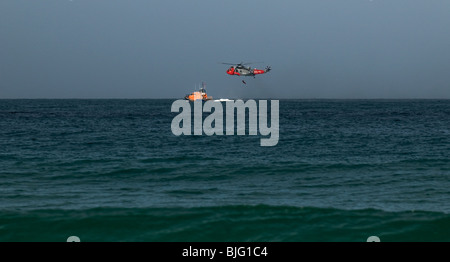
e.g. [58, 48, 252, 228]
[1, 97, 450, 100]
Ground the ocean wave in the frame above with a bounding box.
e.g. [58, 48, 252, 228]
[1, 205, 449, 242]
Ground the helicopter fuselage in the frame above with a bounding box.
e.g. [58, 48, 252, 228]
[226, 66, 268, 77]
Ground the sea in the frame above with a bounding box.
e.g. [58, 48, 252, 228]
[0, 99, 449, 242]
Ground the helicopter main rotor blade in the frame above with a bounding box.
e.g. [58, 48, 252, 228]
[219, 62, 264, 65]
[241, 62, 264, 65]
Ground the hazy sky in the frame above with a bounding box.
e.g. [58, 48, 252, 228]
[1, 0, 449, 99]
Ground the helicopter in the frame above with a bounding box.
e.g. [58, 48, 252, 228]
[221, 62, 271, 79]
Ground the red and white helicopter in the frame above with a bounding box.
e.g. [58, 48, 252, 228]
[221, 62, 271, 84]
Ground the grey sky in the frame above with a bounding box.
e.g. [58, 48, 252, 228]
[1, 0, 449, 99]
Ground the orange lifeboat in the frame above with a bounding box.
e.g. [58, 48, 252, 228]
[184, 82, 212, 101]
